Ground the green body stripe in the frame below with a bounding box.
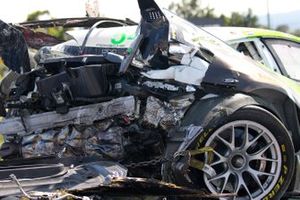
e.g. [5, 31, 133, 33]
[111, 33, 137, 45]
[244, 29, 300, 43]
[111, 33, 127, 45]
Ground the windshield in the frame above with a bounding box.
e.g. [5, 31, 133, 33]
[163, 9, 238, 55]
[265, 39, 300, 81]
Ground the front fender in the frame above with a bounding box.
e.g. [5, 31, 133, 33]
[183, 92, 300, 151]
[182, 93, 274, 129]
[163, 93, 266, 183]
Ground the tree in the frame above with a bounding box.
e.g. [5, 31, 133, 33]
[244, 9, 259, 27]
[293, 29, 300, 37]
[276, 25, 290, 33]
[223, 8, 259, 27]
[26, 10, 65, 40]
[169, 0, 260, 28]
[27, 10, 50, 21]
[169, 0, 216, 19]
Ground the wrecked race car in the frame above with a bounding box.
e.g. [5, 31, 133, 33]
[0, 0, 299, 199]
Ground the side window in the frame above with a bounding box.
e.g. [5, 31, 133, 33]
[265, 39, 300, 80]
[255, 39, 281, 73]
[234, 41, 263, 63]
[231, 39, 281, 74]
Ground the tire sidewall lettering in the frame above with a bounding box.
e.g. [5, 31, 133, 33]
[196, 128, 290, 200]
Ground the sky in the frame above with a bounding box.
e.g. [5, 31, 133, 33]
[0, 0, 300, 25]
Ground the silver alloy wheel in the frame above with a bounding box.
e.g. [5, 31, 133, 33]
[203, 120, 282, 200]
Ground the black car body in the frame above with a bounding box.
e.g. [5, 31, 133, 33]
[0, 0, 299, 199]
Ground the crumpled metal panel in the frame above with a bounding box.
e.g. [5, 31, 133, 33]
[137, 0, 169, 69]
[142, 49, 210, 86]
[16, 26, 62, 50]
[0, 96, 135, 136]
[22, 121, 125, 160]
[142, 95, 194, 130]
[0, 20, 30, 73]
[0, 161, 128, 197]
[20, 17, 137, 29]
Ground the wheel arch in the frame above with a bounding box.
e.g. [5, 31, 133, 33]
[183, 93, 277, 128]
[251, 88, 300, 152]
[183, 92, 300, 151]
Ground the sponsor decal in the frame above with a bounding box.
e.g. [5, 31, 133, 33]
[111, 33, 137, 45]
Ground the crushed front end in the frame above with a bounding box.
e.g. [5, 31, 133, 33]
[0, 0, 298, 199]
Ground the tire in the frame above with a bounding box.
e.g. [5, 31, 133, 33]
[188, 106, 295, 200]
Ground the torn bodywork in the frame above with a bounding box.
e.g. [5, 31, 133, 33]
[0, 96, 135, 135]
[0, 0, 300, 199]
[0, 20, 31, 73]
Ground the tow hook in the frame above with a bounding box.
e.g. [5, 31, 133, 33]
[172, 147, 217, 183]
